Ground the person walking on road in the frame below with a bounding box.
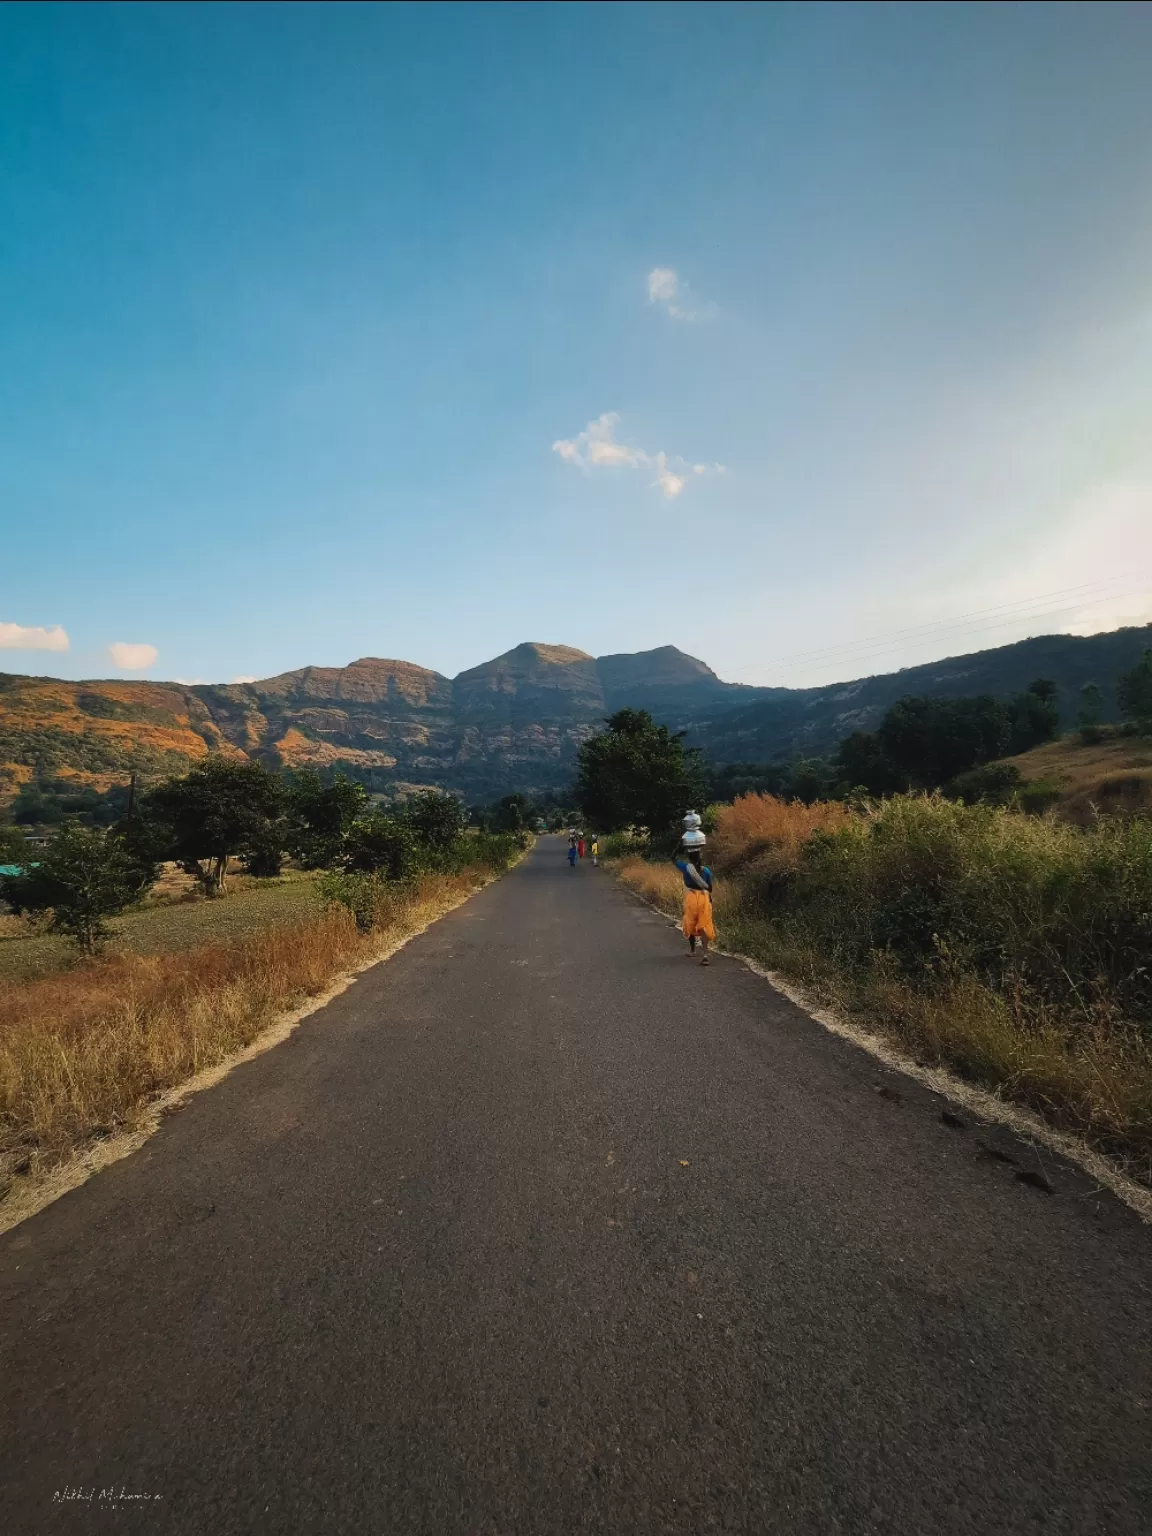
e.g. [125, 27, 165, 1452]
[591, 837, 599, 867]
[578, 835, 586, 860]
[567, 841, 578, 869]
[673, 847, 715, 964]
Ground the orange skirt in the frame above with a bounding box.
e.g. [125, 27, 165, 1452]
[682, 889, 716, 941]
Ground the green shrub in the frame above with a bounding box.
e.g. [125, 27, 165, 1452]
[776, 796, 1152, 1028]
[342, 815, 422, 881]
[317, 871, 387, 932]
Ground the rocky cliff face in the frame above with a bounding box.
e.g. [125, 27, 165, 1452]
[0, 641, 762, 801]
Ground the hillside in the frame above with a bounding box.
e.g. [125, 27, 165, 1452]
[2, 624, 1149, 802]
[1004, 733, 1152, 824]
[0, 643, 764, 803]
[690, 625, 1152, 764]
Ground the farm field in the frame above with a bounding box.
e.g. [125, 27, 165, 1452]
[0, 872, 320, 984]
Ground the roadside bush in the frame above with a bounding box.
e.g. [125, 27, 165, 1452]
[401, 790, 467, 852]
[317, 871, 390, 932]
[342, 815, 422, 881]
[945, 762, 1022, 806]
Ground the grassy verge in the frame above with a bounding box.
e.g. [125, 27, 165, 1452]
[0, 861, 513, 1195]
[616, 795, 1152, 1180]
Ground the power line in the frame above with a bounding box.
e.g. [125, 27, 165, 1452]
[725, 577, 1149, 683]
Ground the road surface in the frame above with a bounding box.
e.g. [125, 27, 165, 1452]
[1, 836, 1149, 1533]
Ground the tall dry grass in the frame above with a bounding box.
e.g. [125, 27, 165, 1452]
[618, 793, 1152, 1174]
[0, 871, 483, 1190]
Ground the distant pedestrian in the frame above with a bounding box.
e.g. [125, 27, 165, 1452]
[578, 835, 586, 860]
[591, 837, 599, 866]
[673, 847, 715, 965]
[567, 842, 578, 869]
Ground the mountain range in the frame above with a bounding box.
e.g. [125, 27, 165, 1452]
[1, 626, 1149, 803]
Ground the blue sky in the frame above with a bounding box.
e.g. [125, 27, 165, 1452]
[2, 0, 1151, 688]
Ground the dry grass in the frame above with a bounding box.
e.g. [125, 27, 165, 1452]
[0, 870, 488, 1190]
[710, 792, 850, 876]
[1005, 733, 1152, 823]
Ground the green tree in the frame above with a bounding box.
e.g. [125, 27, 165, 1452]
[145, 759, 285, 896]
[877, 695, 1008, 787]
[342, 814, 422, 882]
[488, 793, 530, 832]
[1078, 681, 1104, 744]
[575, 708, 706, 835]
[1117, 649, 1152, 732]
[0, 822, 158, 953]
[0, 822, 28, 865]
[1005, 680, 1060, 754]
[833, 733, 906, 797]
[402, 789, 467, 851]
[286, 770, 368, 868]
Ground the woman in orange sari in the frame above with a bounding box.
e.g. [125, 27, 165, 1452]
[672, 848, 715, 965]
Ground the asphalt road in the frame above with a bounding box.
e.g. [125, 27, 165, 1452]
[1, 836, 1150, 1534]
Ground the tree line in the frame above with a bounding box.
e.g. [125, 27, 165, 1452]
[570, 650, 1152, 837]
[0, 761, 521, 953]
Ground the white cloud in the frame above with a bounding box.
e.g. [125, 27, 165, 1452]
[646, 266, 715, 323]
[0, 622, 69, 652]
[231, 674, 257, 684]
[174, 677, 208, 686]
[552, 413, 723, 500]
[109, 641, 158, 670]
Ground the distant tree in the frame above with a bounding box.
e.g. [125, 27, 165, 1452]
[0, 822, 28, 865]
[1117, 649, 1152, 732]
[0, 822, 158, 953]
[1004, 679, 1060, 755]
[488, 793, 530, 833]
[785, 758, 833, 806]
[342, 814, 422, 882]
[834, 733, 906, 797]
[1078, 682, 1104, 744]
[145, 759, 285, 896]
[401, 789, 467, 851]
[575, 708, 706, 835]
[877, 695, 1008, 787]
[11, 777, 131, 828]
[286, 770, 368, 868]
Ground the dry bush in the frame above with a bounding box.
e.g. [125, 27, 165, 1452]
[710, 793, 850, 878]
[0, 872, 481, 1186]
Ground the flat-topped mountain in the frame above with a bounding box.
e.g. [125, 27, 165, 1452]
[2, 625, 1149, 801]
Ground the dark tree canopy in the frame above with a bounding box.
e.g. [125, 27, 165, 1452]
[575, 708, 706, 835]
[145, 758, 285, 895]
[1118, 650, 1152, 729]
[401, 790, 466, 852]
[341, 814, 422, 882]
[834, 680, 1060, 798]
[286, 770, 369, 869]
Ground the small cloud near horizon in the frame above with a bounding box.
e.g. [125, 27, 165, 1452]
[231, 674, 257, 684]
[0, 621, 69, 652]
[109, 641, 158, 670]
[552, 412, 723, 499]
[646, 266, 715, 323]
